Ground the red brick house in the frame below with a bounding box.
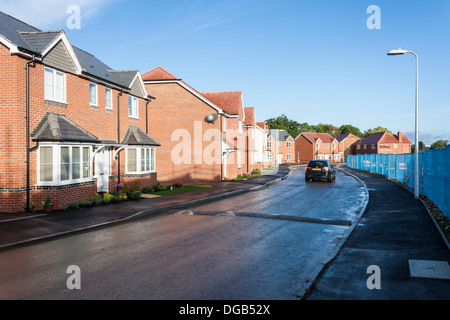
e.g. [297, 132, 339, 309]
[354, 131, 411, 154]
[0, 11, 160, 213]
[142, 66, 233, 183]
[268, 129, 296, 165]
[201, 91, 248, 179]
[142, 67, 254, 182]
[336, 133, 360, 161]
[295, 132, 340, 163]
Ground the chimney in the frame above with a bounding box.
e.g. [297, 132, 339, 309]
[397, 131, 403, 142]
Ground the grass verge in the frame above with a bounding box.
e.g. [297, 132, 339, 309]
[150, 185, 213, 196]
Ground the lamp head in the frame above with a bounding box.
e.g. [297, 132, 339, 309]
[387, 48, 408, 56]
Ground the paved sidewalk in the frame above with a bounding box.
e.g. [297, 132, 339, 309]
[0, 166, 292, 250]
[306, 166, 450, 300]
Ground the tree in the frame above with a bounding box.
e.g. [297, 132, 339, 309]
[429, 139, 448, 150]
[265, 114, 311, 138]
[339, 124, 362, 138]
[311, 123, 341, 137]
[363, 126, 392, 138]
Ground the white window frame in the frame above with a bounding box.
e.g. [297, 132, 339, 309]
[286, 153, 291, 161]
[129, 95, 139, 119]
[37, 144, 93, 186]
[44, 67, 66, 103]
[268, 140, 272, 148]
[287, 141, 291, 148]
[316, 143, 320, 149]
[90, 82, 98, 106]
[239, 120, 243, 135]
[126, 146, 156, 174]
[105, 87, 113, 110]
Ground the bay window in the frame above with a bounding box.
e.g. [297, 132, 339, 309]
[38, 145, 92, 185]
[127, 146, 156, 173]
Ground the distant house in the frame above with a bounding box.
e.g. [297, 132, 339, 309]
[354, 131, 411, 154]
[295, 132, 340, 163]
[336, 133, 361, 161]
[268, 129, 296, 165]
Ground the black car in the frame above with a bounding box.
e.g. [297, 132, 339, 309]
[305, 160, 336, 182]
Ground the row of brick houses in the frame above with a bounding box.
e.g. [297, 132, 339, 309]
[293, 131, 410, 164]
[0, 12, 277, 213]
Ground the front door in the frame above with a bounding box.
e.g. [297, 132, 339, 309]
[95, 148, 110, 193]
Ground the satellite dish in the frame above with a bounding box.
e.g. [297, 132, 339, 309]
[206, 113, 218, 123]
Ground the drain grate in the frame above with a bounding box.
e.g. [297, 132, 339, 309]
[409, 260, 450, 280]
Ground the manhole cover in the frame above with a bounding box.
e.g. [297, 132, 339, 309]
[409, 260, 450, 280]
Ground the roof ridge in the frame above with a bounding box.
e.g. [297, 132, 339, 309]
[109, 69, 140, 73]
[142, 66, 180, 80]
[201, 90, 242, 94]
[19, 30, 62, 34]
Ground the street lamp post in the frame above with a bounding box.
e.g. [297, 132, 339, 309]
[387, 48, 419, 199]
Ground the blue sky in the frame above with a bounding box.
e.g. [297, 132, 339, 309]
[1, 0, 449, 144]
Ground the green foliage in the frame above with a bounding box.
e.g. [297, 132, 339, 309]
[121, 183, 129, 194]
[265, 114, 311, 139]
[132, 182, 140, 192]
[41, 195, 52, 208]
[430, 139, 448, 150]
[363, 126, 392, 138]
[339, 124, 362, 138]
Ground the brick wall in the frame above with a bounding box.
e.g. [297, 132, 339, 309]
[145, 82, 223, 184]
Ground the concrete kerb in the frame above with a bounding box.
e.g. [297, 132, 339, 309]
[250, 165, 295, 191]
[0, 167, 293, 251]
[295, 167, 370, 300]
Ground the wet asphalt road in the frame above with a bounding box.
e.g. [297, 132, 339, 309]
[0, 167, 366, 300]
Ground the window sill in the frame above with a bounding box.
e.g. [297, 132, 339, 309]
[45, 99, 68, 108]
[36, 178, 94, 187]
[124, 171, 157, 176]
[129, 116, 140, 121]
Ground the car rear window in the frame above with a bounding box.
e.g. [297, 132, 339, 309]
[308, 161, 328, 168]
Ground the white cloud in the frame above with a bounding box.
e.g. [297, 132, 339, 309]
[0, 0, 115, 29]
